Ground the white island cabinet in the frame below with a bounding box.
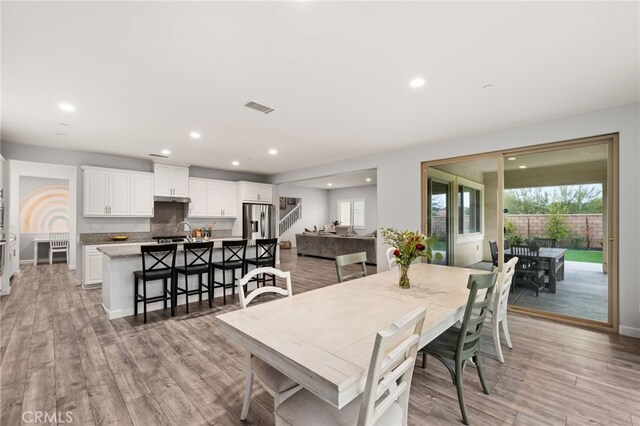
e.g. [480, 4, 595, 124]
[100, 240, 247, 320]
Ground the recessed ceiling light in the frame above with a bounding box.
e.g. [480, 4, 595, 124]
[507, 157, 516, 161]
[409, 78, 425, 88]
[58, 103, 76, 112]
[54, 132, 68, 137]
[519, 165, 527, 169]
[59, 123, 69, 127]
[366, 178, 372, 182]
[327, 183, 333, 187]
[161, 149, 171, 156]
[268, 149, 278, 155]
[189, 131, 201, 139]
[232, 161, 240, 166]
[482, 84, 495, 91]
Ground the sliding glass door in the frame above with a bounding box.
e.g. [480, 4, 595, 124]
[422, 134, 618, 331]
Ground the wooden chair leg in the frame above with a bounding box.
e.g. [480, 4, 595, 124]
[455, 359, 469, 425]
[502, 316, 513, 349]
[232, 269, 236, 296]
[143, 281, 148, 323]
[170, 277, 176, 317]
[240, 353, 253, 421]
[208, 272, 213, 309]
[163, 279, 168, 309]
[134, 277, 138, 316]
[198, 273, 203, 302]
[475, 353, 490, 395]
[492, 315, 504, 363]
[184, 274, 189, 314]
[222, 269, 227, 305]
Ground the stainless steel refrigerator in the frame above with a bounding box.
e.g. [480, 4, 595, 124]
[242, 203, 275, 240]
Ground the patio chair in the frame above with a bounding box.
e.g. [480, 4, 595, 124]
[511, 246, 545, 296]
[536, 238, 557, 248]
[489, 240, 499, 267]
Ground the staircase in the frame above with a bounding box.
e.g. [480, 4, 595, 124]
[279, 201, 302, 237]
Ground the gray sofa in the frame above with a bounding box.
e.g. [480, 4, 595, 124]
[295, 233, 377, 265]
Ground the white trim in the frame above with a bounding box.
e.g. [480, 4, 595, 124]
[8, 160, 78, 271]
[336, 198, 366, 230]
[619, 325, 640, 339]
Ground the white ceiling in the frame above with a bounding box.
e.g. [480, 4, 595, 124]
[2, 2, 638, 175]
[291, 168, 376, 189]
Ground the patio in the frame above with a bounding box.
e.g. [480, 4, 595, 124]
[508, 260, 607, 323]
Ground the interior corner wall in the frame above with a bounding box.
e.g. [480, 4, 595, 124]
[270, 103, 640, 337]
[275, 184, 329, 246]
[327, 185, 377, 234]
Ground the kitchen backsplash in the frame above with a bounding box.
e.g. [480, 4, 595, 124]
[151, 202, 235, 236]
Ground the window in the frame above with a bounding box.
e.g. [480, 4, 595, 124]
[337, 199, 365, 229]
[458, 185, 481, 234]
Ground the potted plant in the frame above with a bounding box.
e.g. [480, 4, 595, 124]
[380, 228, 442, 288]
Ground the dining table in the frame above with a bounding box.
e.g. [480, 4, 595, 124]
[217, 263, 486, 409]
[504, 247, 566, 293]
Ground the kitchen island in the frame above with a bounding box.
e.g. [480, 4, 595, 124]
[99, 239, 263, 320]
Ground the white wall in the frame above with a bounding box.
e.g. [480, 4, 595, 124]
[271, 103, 640, 337]
[328, 185, 377, 234]
[276, 184, 329, 246]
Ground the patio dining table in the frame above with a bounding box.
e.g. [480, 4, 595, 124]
[505, 247, 566, 293]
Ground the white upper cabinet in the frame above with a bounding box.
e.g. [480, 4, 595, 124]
[188, 178, 208, 217]
[109, 172, 131, 216]
[172, 167, 190, 197]
[154, 163, 189, 197]
[130, 172, 154, 216]
[220, 181, 238, 217]
[239, 181, 273, 203]
[83, 168, 109, 215]
[82, 166, 154, 217]
[188, 178, 237, 218]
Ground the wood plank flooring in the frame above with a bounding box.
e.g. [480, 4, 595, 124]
[1, 250, 639, 425]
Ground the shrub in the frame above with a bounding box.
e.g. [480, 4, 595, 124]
[545, 213, 571, 243]
[571, 234, 586, 249]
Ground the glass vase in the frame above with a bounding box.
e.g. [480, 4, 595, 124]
[398, 264, 411, 289]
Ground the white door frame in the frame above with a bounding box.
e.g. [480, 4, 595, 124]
[9, 160, 77, 279]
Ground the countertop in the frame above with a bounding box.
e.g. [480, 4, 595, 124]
[79, 231, 234, 246]
[98, 237, 247, 259]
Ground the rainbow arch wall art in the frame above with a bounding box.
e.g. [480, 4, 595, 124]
[20, 184, 70, 233]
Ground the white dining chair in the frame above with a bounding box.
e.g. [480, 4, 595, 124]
[49, 232, 69, 264]
[488, 256, 518, 363]
[386, 247, 398, 270]
[237, 267, 302, 421]
[275, 306, 426, 426]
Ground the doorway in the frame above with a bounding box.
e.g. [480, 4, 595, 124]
[422, 134, 618, 332]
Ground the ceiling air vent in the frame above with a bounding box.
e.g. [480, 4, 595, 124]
[149, 153, 168, 158]
[244, 100, 275, 114]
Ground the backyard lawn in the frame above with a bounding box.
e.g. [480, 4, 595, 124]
[564, 249, 603, 263]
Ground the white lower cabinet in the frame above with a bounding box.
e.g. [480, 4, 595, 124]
[83, 245, 104, 286]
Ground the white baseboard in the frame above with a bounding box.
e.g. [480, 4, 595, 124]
[0, 287, 11, 296]
[619, 325, 640, 339]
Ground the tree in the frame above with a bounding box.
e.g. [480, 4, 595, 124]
[504, 188, 549, 214]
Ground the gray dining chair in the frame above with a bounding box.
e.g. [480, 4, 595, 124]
[335, 252, 367, 283]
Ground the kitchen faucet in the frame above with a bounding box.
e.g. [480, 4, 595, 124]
[176, 221, 193, 242]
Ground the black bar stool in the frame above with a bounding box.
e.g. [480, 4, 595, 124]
[211, 240, 247, 305]
[175, 241, 214, 313]
[134, 244, 177, 323]
[244, 238, 278, 287]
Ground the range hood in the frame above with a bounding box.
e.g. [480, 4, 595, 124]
[154, 195, 191, 203]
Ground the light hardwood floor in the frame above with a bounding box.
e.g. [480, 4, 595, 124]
[1, 250, 639, 425]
